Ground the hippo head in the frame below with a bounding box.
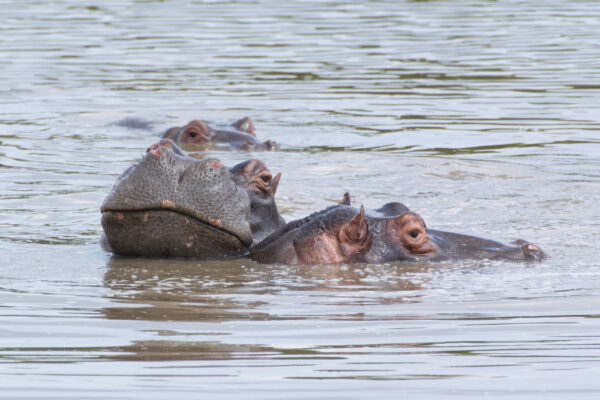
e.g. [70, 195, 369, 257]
[162, 118, 277, 151]
[250, 203, 439, 265]
[101, 139, 253, 259]
[230, 159, 285, 244]
[292, 205, 438, 265]
[357, 205, 438, 263]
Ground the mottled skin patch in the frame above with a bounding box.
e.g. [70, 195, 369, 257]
[207, 217, 223, 228]
[161, 200, 176, 209]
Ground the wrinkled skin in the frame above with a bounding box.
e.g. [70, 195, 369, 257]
[162, 117, 277, 151]
[101, 139, 253, 259]
[250, 196, 546, 265]
[229, 159, 286, 244]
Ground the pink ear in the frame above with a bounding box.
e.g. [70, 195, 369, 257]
[271, 172, 282, 195]
[346, 205, 366, 241]
[338, 206, 371, 257]
[232, 117, 256, 136]
[162, 126, 181, 140]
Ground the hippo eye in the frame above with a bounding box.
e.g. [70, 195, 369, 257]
[409, 230, 420, 238]
[260, 174, 271, 183]
[189, 132, 197, 138]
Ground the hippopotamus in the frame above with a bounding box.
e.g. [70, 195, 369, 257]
[101, 139, 285, 258]
[229, 159, 286, 243]
[114, 116, 277, 151]
[161, 117, 277, 151]
[249, 195, 546, 265]
[101, 139, 253, 259]
[101, 141, 545, 264]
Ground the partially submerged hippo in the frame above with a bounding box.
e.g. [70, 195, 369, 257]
[115, 116, 277, 151]
[249, 195, 545, 265]
[101, 140, 253, 259]
[162, 117, 277, 151]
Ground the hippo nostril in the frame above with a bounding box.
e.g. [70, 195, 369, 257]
[146, 144, 163, 156]
[409, 230, 420, 238]
[146, 139, 176, 155]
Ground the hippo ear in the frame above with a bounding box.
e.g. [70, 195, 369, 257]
[232, 117, 256, 137]
[271, 172, 281, 195]
[338, 205, 371, 255]
[339, 192, 351, 205]
[263, 139, 277, 151]
[256, 171, 280, 196]
[162, 126, 181, 140]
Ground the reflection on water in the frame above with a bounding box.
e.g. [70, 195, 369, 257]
[1, 0, 600, 398]
[99, 257, 430, 362]
[103, 257, 428, 323]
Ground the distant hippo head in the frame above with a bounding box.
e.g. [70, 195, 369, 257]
[162, 117, 278, 151]
[101, 139, 253, 259]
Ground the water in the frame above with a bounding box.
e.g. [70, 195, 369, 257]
[1, 0, 599, 398]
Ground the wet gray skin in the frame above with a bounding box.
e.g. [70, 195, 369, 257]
[101, 140, 253, 259]
[229, 159, 285, 244]
[250, 199, 546, 265]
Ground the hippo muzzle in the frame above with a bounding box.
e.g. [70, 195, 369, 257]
[101, 143, 253, 259]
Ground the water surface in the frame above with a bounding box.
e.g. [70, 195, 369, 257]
[1, 1, 599, 398]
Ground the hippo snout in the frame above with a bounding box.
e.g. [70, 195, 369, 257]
[101, 140, 252, 259]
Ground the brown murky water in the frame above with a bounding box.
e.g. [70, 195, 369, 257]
[1, 1, 599, 398]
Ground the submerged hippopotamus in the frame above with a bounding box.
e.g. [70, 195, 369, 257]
[249, 194, 545, 265]
[115, 116, 277, 151]
[162, 117, 277, 151]
[101, 140, 284, 259]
